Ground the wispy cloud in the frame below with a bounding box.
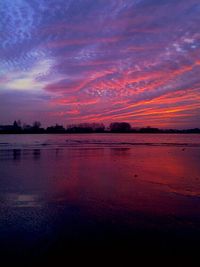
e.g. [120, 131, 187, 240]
[0, 0, 200, 127]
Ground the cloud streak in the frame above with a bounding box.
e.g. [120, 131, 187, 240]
[0, 0, 200, 128]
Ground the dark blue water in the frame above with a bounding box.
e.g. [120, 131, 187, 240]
[0, 134, 200, 265]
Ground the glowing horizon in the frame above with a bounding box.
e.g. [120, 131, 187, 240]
[0, 0, 200, 128]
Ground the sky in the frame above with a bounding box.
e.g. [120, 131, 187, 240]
[0, 0, 200, 128]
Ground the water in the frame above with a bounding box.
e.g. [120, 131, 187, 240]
[0, 133, 200, 149]
[0, 133, 200, 264]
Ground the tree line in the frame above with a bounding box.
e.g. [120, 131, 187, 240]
[0, 120, 200, 134]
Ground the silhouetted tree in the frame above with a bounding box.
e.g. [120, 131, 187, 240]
[46, 124, 65, 133]
[32, 121, 41, 129]
[23, 123, 32, 131]
[66, 124, 93, 133]
[1, 120, 200, 134]
[13, 120, 22, 132]
[91, 123, 105, 132]
[66, 123, 105, 133]
[140, 126, 161, 133]
[109, 122, 131, 132]
[31, 121, 45, 133]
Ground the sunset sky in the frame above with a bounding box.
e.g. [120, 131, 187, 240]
[0, 0, 200, 128]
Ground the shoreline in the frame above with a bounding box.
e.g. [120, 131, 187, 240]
[1, 132, 200, 135]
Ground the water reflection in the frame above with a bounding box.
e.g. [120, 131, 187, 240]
[0, 193, 42, 207]
[0, 136, 200, 261]
[110, 147, 131, 156]
[33, 149, 41, 160]
[56, 148, 60, 156]
[52, 146, 200, 217]
[13, 149, 21, 160]
[0, 142, 200, 224]
[0, 145, 200, 212]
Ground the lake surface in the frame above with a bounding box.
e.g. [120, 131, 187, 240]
[0, 134, 200, 264]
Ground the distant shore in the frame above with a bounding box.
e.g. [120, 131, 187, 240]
[0, 131, 200, 134]
[1, 121, 200, 134]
